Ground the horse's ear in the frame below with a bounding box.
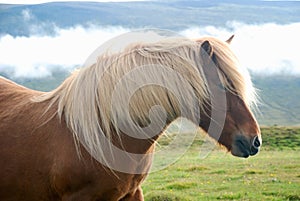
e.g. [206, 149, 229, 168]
[200, 40, 213, 58]
[226, 35, 234, 44]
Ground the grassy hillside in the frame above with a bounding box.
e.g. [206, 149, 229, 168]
[142, 127, 300, 201]
[1, 73, 299, 126]
[0, 69, 69, 92]
[253, 75, 300, 126]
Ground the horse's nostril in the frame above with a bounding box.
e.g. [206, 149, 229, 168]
[252, 136, 261, 149]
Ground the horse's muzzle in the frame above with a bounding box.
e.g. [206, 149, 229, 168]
[231, 135, 262, 158]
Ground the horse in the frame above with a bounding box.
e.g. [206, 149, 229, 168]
[0, 35, 261, 201]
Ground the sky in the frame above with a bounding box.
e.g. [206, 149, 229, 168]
[2, 0, 300, 3]
[0, 0, 144, 4]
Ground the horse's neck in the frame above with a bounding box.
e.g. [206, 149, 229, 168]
[117, 131, 156, 154]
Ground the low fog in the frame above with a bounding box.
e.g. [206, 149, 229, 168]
[0, 13, 299, 78]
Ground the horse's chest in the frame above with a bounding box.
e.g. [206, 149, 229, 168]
[96, 171, 147, 199]
[52, 159, 148, 200]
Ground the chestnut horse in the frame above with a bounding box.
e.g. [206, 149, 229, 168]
[0, 36, 261, 200]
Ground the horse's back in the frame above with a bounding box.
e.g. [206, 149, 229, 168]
[0, 76, 40, 135]
[0, 77, 56, 200]
[0, 76, 36, 108]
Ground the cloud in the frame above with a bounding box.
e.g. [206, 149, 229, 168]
[21, 9, 33, 21]
[0, 22, 300, 78]
[0, 26, 129, 78]
[231, 22, 300, 75]
[181, 22, 300, 75]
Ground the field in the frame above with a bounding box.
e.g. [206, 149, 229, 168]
[142, 126, 300, 201]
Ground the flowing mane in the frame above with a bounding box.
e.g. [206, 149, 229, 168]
[33, 37, 257, 160]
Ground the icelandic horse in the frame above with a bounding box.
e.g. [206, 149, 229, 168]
[0, 35, 261, 200]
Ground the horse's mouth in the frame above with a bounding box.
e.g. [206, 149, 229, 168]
[231, 140, 250, 158]
[231, 135, 261, 158]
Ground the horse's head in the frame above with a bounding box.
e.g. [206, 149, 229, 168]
[197, 36, 261, 158]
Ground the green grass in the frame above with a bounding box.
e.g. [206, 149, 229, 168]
[260, 126, 300, 150]
[142, 127, 300, 201]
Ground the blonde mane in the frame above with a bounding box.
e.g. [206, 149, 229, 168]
[34, 37, 257, 160]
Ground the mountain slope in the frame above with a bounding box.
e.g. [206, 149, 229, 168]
[1, 72, 299, 126]
[1, 1, 300, 36]
[253, 75, 300, 126]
